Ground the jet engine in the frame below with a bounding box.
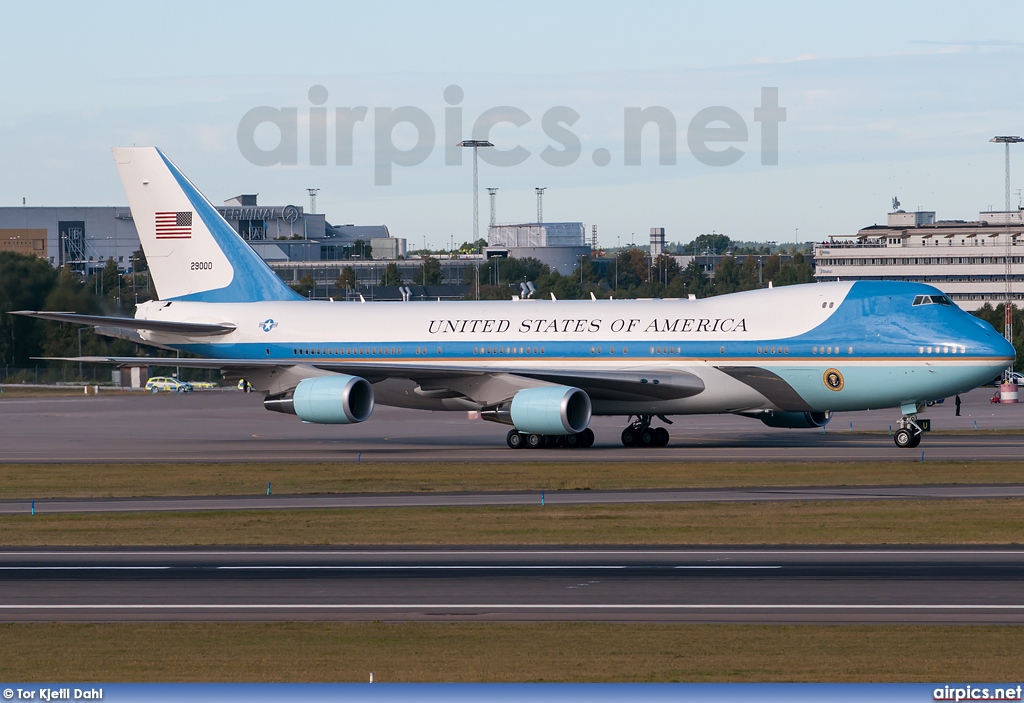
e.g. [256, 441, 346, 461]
[755, 410, 831, 429]
[508, 385, 592, 435]
[264, 375, 374, 424]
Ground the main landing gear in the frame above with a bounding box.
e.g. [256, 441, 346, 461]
[506, 428, 595, 449]
[893, 410, 930, 449]
[620, 415, 670, 448]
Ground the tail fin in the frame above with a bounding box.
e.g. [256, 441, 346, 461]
[113, 147, 302, 303]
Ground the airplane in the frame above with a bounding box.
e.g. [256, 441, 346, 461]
[15, 147, 1016, 450]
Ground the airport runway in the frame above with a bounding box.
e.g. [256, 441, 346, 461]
[3, 483, 1024, 515]
[2, 387, 1023, 463]
[0, 547, 1022, 624]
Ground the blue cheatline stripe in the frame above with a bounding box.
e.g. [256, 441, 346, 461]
[174, 340, 1007, 363]
[157, 150, 303, 304]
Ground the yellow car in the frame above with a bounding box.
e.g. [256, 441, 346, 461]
[145, 377, 192, 393]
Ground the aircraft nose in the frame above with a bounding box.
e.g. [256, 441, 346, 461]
[971, 320, 1017, 361]
[997, 333, 1017, 360]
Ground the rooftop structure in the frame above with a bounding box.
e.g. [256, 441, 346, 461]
[814, 208, 1024, 310]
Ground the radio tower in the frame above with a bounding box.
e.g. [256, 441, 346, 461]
[991, 136, 1023, 368]
[306, 188, 320, 214]
[535, 187, 546, 223]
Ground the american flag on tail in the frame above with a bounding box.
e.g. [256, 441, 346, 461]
[155, 211, 192, 239]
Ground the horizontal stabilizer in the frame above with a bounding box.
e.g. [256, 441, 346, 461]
[12, 311, 235, 336]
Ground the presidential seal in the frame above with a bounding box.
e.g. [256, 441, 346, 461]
[823, 368, 845, 392]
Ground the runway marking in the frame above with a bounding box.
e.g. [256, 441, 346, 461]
[0, 565, 782, 571]
[1, 603, 1024, 610]
[214, 565, 632, 570]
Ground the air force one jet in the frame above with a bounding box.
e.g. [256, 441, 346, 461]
[16, 147, 1016, 449]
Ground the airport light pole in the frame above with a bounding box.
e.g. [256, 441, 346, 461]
[456, 140, 494, 247]
[991, 136, 1023, 360]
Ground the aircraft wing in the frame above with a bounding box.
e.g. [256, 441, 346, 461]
[38, 356, 705, 403]
[12, 311, 236, 336]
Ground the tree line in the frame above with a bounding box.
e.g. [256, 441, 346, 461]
[0, 251, 146, 369]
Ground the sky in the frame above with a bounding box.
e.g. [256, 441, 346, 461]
[2, 0, 1024, 249]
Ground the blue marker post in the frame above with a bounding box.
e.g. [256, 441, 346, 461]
[974, 420, 978, 430]
[31, 500, 34, 516]
[267, 482, 271, 496]
[541, 491, 545, 506]
[357, 452, 361, 463]
[920, 451, 925, 462]
[849, 421, 853, 431]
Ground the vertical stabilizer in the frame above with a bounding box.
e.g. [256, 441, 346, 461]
[113, 147, 302, 302]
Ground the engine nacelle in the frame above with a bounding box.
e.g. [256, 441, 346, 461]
[509, 385, 591, 435]
[264, 375, 374, 424]
[756, 410, 831, 429]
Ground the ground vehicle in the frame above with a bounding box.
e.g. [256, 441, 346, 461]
[145, 377, 192, 393]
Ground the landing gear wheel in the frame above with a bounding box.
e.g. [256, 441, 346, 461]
[507, 430, 525, 449]
[639, 428, 655, 446]
[527, 433, 544, 449]
[653, 427, 670, 447]
[563, 433, 580, 448]
[621, 428, 638, 447]
[579, 428, 595, 448]
[893, 427, 916, 448]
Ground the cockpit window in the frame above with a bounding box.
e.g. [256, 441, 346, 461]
[913, 294, 954, 307]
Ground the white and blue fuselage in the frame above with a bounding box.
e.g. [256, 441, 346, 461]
[136, 279, 1013, 418]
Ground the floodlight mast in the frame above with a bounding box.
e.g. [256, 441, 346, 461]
[457, 140, 494, 249]
[991, 136, 1023, 375]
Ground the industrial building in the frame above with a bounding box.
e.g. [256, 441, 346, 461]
[0, 196, 404, 275]
[486, 221, 590, 275]
[813, 207, 1024, 310]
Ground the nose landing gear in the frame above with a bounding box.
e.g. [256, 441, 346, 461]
[893, 406, 930, 449]
[620, 415, 670, 447]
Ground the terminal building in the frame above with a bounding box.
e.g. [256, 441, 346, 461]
[814, 207, 1024, 311]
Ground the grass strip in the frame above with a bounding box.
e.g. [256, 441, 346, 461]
[2, 460, 1023, 499]
[1, 499, 1023, 546]
[2, 622, 1024, 682]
